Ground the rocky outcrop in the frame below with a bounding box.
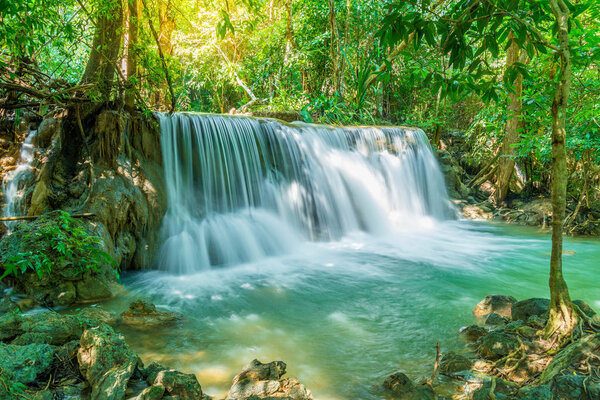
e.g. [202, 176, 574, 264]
[473, 294, 517, 319]
[226, 359, 313, 400]
[118, 299, 183, 329]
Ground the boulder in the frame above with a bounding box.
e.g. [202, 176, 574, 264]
[119, 299, 183, 329]
[511, 298, 549, 322]
[473, 295, 517, 319]
[78, 307, 118, 327]
[517, 385, 552, 400]
[0, 312, 82, 345]
[153, 369, 204, 400]
[485, 312, 507, 327]
[439, 352, 473, 373]
[226, 359, 313, 400]
[0, 343, 53, 384]
[78, 324, 141, 400]
[477, 331, 520, 360]
[383, 372, 434, 400]
[552, 374, 600, 400]
[135, 384, 165, 400]
[34, 117, 58, 148]
[460, 325, 488, 343]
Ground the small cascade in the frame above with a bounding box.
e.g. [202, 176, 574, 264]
[2, 130, 37, 225]
[157, 113, 454, 273]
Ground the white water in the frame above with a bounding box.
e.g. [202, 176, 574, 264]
[2, 129, 37, 224]
[157, 113, 455, 273]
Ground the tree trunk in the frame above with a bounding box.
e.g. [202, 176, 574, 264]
[496, 31, 523, 205]
[81, 0, 124, 101]
[125, 0, 140, 110]
[544, 0, 576, 338]
[328, 0, 339, 93]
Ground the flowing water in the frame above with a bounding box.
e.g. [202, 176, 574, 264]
[97, 114, 600, 398]
[2, 129, 36, 223]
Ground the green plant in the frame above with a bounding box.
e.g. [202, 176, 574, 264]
[1, 211, 118, 281]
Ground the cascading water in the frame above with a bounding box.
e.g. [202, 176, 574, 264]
[157, 113, 455, 273]
[2, 129, 37, 225]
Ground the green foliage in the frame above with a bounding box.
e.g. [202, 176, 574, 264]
[1, 211, 118, 281]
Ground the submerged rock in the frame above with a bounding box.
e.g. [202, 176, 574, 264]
[78, 324, 141, 400]
[0, 342, 53, 384]
[226, 359, 313, 400]
[119, 299, 183, 329]
[511, 298, 549, 322]
[473, 295, 517, 319]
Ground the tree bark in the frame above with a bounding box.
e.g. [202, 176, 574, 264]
[544, 0, 576, 338]
[81, 0, 124, 101]
[495, 31, 523, 205]
[125, 0, 140, 110]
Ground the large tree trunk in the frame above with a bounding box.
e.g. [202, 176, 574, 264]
[125, 0, 140, 110]
[81, 0, 124, 101]
[544, 0, 576, 338]
[495, 31, 523, 205]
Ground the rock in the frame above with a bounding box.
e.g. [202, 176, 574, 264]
[477, 331, 520, 360]
[439, 352, 473, 373]
[0, 312, 82, 345]
[153, 370, 204, 400]
[573, 299, 600, 322]
[472, 379, 517, 400]
[34, 117, 58, 148]
[143, 361, 169, 385]
[119, 299, 183, 329]
[75, 274, 113, 302]
[511, 298, 549, 322]
[540, 333, 600, 384]
[460, 325, 488, 343]
[552, 374, 600, 400]
[383, 372, 434, 400]
[517, 385, 552, 400]
[33, 390, 54, 400]
[0, 343, 53, 384]
[226, 359, 313, 400]
[79, 307, 118, 327]
[473, 295, 517, 319]
[485, 312, 507, 327]
[135, 385, 165, 400]
[78, 324, 141, 400]
[11, 332, 53, 345]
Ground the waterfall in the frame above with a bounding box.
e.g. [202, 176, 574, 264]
[157, 113, 454, 273]
[2, 129, 37, 225]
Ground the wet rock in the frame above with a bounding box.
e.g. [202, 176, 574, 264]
[472, 379, 517, 400]
[477, 331, 520, 360]
[153, 370, 204, 400]
[460, 325, 488, 343]
[517, 385, 552, 400]
[439, 352, 473, 373]
[511, 298, 549, 322]
[573, 299, 600, 322]
[79, 307, 118, 327]
[135, 384, 165, 400]
[552, 374, 600, 400]
[473, 295, 517, 319]
[226, 359, 313, 400]
[34, 117, 58, 148]
[78, 324, 141, 400]
[0, 343, 53, 384]
[485, 312, 507, 327]
[540, 333, 600, 384]
[383, 372, 434, 400]
[119, 299, 183, 329]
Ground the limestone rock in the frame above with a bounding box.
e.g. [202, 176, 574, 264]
[0, 312, 82, 345]
[477, 331, 520, 360]
[383, 372, 434, 400]
[119, 299, 183, 329]
[78, 324, 140, 400]
[473, 295, 517, 319]
[439, 352, 473, 373]
[511, 298, 549, 322]
[0, 343, 53, 384]
[226, 359, 313, 400]
[460, 325, 488, 343]
[153, 370, 204, 400]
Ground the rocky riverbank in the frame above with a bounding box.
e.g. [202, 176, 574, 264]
[383, 295, 600, 399]
[0, 300, 314, 400]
